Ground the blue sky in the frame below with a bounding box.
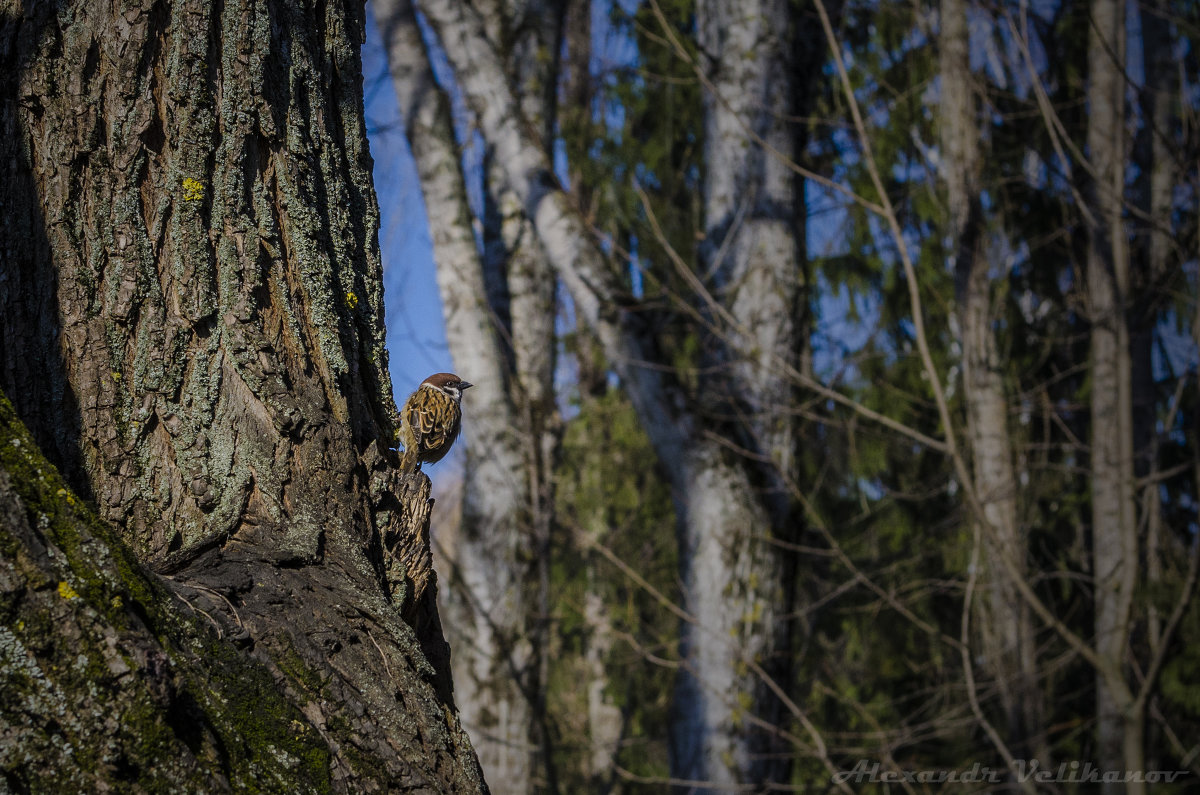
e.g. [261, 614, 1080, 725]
[359, 0, 870, 401]
[362, 5, 454, 401]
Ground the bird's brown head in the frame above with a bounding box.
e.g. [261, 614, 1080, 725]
[421, 372, 473, 403]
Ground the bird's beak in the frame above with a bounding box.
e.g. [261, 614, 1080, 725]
[460, 381, 474, 390]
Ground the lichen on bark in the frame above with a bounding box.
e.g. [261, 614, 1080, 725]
[0, 0, 486, 789]
[0, 390, 332, 792]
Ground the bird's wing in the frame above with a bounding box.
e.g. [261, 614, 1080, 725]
[408, 389, 449, 451]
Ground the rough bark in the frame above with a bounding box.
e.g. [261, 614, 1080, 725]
[0, 393, 329, 792]
[1085, 0, 1140, 787]
[0, 0, 484, 790]
[939, 0, 1042, 758]
[0, 387, 474, 791]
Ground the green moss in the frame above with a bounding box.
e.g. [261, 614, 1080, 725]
[274, 636, 326, 695]
[0, 389, 333, 793]
[192, 638, 331, 793]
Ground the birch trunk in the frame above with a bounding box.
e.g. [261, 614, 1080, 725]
[374, 1, 536, 790]
[670, 448, 780, 788]
[492, 6, 564, 789]
[939, 0, 1042, 758]
[696, 0, 800, 488]
[677, 0, 802, 783]
[1086, 0, 1140, 787]
[470, 0, 565, 782]
[479, 55, 559, 790]
[0, 0, 485, 788]
[583, 546, 624, 786]
[416, 0, 796, 786]
[1129, 0, 1175, 771]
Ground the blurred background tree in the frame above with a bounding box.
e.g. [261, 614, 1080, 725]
[366, 0, 1200, 790]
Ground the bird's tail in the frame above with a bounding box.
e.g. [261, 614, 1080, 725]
[399, 446, 419, 475]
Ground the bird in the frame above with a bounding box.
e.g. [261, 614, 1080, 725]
[398, 372, 472, 474]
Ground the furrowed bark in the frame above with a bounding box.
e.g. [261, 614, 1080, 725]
[0, 0, 485, 789]
[0, 392, 327, 792]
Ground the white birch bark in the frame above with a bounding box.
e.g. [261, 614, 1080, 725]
[582, 562, 623, 782]
[478, 2, 561, 784]
[696, 0, 800, 485]
[671, 448, 779, 788]
[1085, 0, 1141, 788]
[375, 2, 533, 790]
[679, 0, 799, 784]
[415, 0, 684, 462]
[416, 0, 791, 786]
[939, 0, 1041, 758]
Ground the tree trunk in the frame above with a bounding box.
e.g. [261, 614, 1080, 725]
[1130, 0, 1173, 614]
[1128, 0, 1175, 773]
[415, 0, 810, 786]
[376, 0, 563, 789]
[582, 542, 624, 788]
[0, 0, 484, 789]
[670, 448, 780, 788]
[940, 0, 1042, 759]
[374, 1, 533, 790]
[0, 393, 322, 791]
[696, 0, 800, 488]
[1086, 0, 1140, 788]
[477, 2, 562, 774]
[415, 0, 806, 787]
[677, 0, 801, 784]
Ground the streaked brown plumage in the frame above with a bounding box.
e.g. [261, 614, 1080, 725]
[398, 372, 472, 474]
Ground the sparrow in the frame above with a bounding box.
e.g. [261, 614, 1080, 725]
[398, 372, 472, 474]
